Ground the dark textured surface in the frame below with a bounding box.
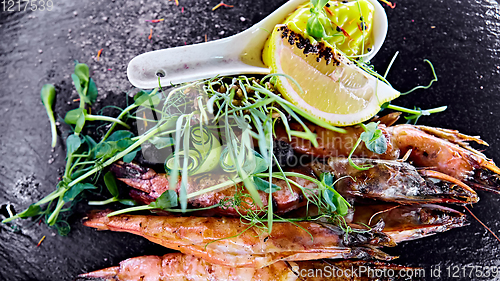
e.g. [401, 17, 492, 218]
[1, 0, 500, 280]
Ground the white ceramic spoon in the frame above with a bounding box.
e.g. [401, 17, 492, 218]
[127, 0, 388, 89]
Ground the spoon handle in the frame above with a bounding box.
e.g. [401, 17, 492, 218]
[127, 0, 308, 89]
[127, 33, 268, 89]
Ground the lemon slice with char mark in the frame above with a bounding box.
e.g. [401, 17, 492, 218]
[263, 25, 399, 126]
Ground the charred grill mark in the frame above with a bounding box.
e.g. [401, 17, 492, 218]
[110, 162, 148, 179]
[279, 25, 339, 65]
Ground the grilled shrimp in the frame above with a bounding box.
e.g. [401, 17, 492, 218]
[78, 253, 296, 281]
[347, 204, 467, 243]
[274, 117, 500, 192]
[83, 211, 395, 268]
[310, 158, 478, 204]
[113, 157, 477, 215]
[111, 161, 316, 216]
[79, 253, 422, 281]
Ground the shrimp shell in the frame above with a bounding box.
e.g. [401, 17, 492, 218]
[309, 158, 478, 204]
[83, 211, 395, 268]
[78, 253, 423, 281]
[348, 204, 468, 243]
[274, 120, 500, 192]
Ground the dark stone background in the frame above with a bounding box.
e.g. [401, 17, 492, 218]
[1, 0, 500, 280]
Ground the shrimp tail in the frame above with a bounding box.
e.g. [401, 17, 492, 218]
[77, 266, 119, 280]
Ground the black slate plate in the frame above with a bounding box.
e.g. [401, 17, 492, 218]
[1, 1, 500, 280]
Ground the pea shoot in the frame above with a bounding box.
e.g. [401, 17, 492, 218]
[40, 84, 58, 148]
[347, 121, 386, 170]
[2, 64, 162, 234]
[306, 0, 332, 41]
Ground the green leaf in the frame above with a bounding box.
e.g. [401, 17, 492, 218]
[66, 134, 82, 156]
[118, 199, 137, 206]
[149, 136, 175, 149]
[104, 171, 119, 197]
[122, 150, 138, 163]
[359, 122, 379, 142]
[40, 84, 56, 108]
[244, 150, 268, 174]
[134, 90, 161, 106]
[63, 183, 97, 202]
[75, 112, 86, 134]
[320, 172, 350, 215]
[364, 134, 387, 154]
[17, 204, 42, 218]
[360, 122, 387, 154]
[74, 63, 89, 84]
[334, 195, 349, 216]
[94, 142, 113, 158]
[322, 189, 337, 212]
[307, 15, 326, 40]
[122, 145, 141, 163]
[311, 0, 319, 8]
[108, 130, 134, 142]
[64, 108, 86, 125]
[117, 139, 134, 150]
[85, 78, 98, 105]
[321, 172, 334, 187]
[71, 74, 83, 95]
[149, 190, 178, 209]
[253, 176, 280, 193]
[318, 0, 329, 8]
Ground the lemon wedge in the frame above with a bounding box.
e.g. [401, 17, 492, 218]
[263, 25, 399, 126]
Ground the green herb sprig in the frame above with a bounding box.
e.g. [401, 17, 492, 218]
[4, 72, 353, 236]
[2, 67, 165, 232]
[347, 121, 386, 170]
[40, 84, 58, 147]
[306, 0, 331, 41]
[88, 172, 136, 206]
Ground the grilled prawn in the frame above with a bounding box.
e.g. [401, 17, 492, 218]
[112, 159, 477, 216]
[274, 117, 500, 192]
[111, 161, 316, 216]
[83, 211, 395, 268]
[347, 204, 467, 243]
[79, 253, 422, 281]
[310, 158, 478, 204]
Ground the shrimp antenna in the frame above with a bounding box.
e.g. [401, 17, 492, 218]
[464, 205, 500, 243]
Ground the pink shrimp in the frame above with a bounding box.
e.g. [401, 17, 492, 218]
[112, 157, 478, 216]
[79, 253, 423, 281]
[348, 204, 467, 243]
[274, 114, 500, 192]
[83, 211, 395, 268]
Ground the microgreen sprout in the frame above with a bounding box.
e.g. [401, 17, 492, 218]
[40, 84, 58, 147]
[88, 172, 137, 206]
[4, 70, 355, 236]
[383, 103, 448, 125]
[2, 66, 165, 231]
[347, 121, 386, 170]
[306, 0, 332, 41]
[400, 59, 438, 95]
